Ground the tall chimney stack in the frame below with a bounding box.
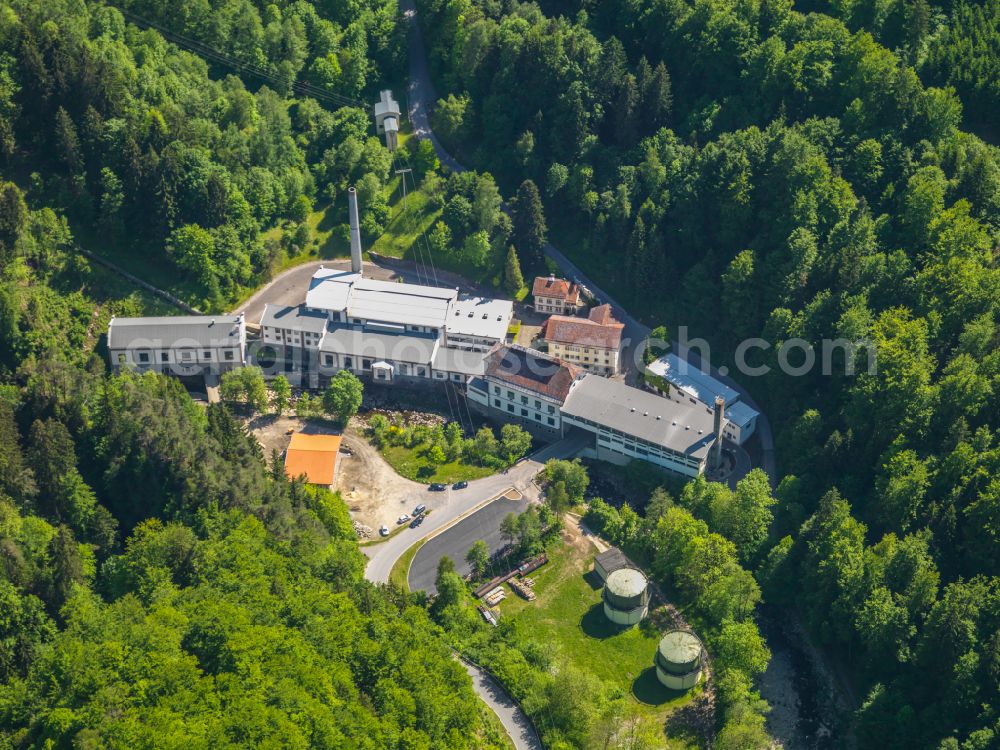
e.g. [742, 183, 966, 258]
[348, 186, 363, 275]
[711, 396, 726, 470]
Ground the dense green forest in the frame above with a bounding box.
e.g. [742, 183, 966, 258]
[0, 0, 516, 747]
[418, 0, 1000, 747]
[0, 192, 510, 750]
[0, 0, 410, 311]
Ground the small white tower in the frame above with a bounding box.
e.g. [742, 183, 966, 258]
[373, 90, 400, 151]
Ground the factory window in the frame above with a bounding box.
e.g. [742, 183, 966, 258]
[160, 352, 169, 362]
[507, 390, 514, 399]
[224, 351, 234, 361]
[181, 351, 193, 362]
[494, 399, 501, 407]
[534, 399, 541, 409]
[521, 408, 528, 417]
[362, 359, 372, 370]
[598, 434, 610, 443]
[344, 357, 353, 368]
[547, 405, 555, 414]
[547, 417, 555, 426]
[138, 352, 149, 363]
[202, 350, 211, 359]
[534, 412, 541, 421]
[324, 354, 333, 366]
[493, 386, 500, 395]
[507, 404, 514, 413]
[520, 395, 528, 405]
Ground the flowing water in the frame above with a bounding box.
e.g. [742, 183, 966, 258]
[758, 611, 851, 750]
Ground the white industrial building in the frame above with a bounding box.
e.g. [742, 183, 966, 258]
[107, 314, 247, 376]
[645, 352, 759, 445]
[468, 344, 724, 478]
[107, 187, 743, 480]
[255, 187, 513, 387]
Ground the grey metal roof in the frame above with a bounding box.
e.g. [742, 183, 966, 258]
[347, 278, 457, 328]
[561, 374, 716, 458]
[726, 400, 759, 428]
[595, 547, 631, 574]
[446, 296, 513, 340]
[108, 315, 244, 350]
[432, 346, 487, 376]
[646, 353, 739, 404]
[260, 304, 328, 333]
[605, 567, 647, 598]
[304, 268, 358, 311]
[319, 326, 438, 364]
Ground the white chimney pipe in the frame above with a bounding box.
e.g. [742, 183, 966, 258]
[712, 396, 726, 470]
[348, 186, 363, 275]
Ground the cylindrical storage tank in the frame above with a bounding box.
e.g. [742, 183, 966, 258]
[602, 567, 649, 626]
[655, 630, 704, 690]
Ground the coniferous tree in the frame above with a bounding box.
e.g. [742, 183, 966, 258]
[504, 245, 525, 295]
[53, 107, 82, 174]
[511, 179, 546, 272]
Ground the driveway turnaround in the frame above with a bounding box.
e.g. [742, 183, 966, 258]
[408, 491, 530, 594]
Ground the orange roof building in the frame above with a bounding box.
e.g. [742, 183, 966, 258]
[284, 433, 342, 485]
[541, 304, 625, 376]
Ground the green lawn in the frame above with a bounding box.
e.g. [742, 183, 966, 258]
[389, 537, 427, 592]
[498, 536, 701, 747]
[380, 444, 494, 484]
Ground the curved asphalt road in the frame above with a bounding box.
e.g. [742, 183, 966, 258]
[408, 493, 530, 594]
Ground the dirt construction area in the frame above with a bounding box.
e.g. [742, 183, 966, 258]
[248, 415, 443, 533]
[335, 427, 433, 531]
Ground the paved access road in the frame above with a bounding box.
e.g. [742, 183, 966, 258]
[363, 437, 580, 584]
[459, 657, 543, 750]
[408, 492, 529, 594]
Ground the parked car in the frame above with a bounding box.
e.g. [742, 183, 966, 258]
[397, 514, 410, 525]
[413, 504, 427, 516]
[409, 516, 424, 529]
[379, 525, 389, 537]
[428, 483, 447, 492]
[452, 480, 468, 490]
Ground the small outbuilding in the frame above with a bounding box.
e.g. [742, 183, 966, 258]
[602, 566, 649, 626]
[594, 547, 632, 582]
[284, 433, 342, 486]
[655, 630, 704, 690]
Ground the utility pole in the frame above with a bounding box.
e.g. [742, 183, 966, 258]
[394, 167, 413, 211]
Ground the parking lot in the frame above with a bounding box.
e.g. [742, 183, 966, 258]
[407, 490, 530, 594]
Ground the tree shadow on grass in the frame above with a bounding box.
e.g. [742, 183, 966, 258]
[580, 602, 629, 639]
[632, 666, 683, 706]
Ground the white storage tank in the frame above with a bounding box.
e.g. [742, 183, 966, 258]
[602, 567, 649, 626]
[655, 630, 704, 690]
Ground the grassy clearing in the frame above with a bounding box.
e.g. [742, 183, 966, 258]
[389, 537, 427, 591]
[380, 444, 494, 484]
[498, 534, 700, 747]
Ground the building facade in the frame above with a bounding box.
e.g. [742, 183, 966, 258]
[542, 304, 624, 375]
[532, 275, 580, 315]
[107, 315, 247, 376]
[467, 345, 581, 433]
[255, 266, 514, 387]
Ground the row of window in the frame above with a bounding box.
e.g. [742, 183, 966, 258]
[493, 399, 557, 427]
[120, 349, 237, 365]
[490, 384, 556, 413]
